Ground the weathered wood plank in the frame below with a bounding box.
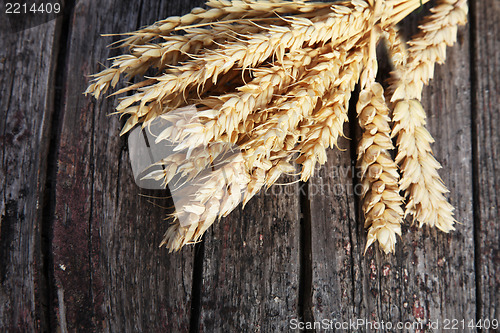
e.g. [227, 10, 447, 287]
[147, 2, 306, 329]
[359, 13, 475, 332]
[472, 0, 500, 325]
[0, 17, 58, 331]
[199, 178, 301, 332]
[307, 8, 475, 332]
[308, 135, 363, 326]
[51, 1, 199, 331]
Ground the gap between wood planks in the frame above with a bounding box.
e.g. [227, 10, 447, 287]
[298, 181, 314, 330]
[468, 1, 483, 330]
[39, 0, 77, 331]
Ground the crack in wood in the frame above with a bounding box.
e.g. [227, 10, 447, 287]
[189, 240, 205, 333]
[298, 181, 314, 331]
[469, 1, 483, 329]
[39, 0, 77, 331]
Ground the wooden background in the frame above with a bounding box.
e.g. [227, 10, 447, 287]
[0, 0, 498, 332]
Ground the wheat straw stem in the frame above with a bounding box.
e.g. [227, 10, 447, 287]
[353, 19, 404, 253]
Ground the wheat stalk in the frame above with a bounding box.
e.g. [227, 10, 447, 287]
[86, 0, 466, 254]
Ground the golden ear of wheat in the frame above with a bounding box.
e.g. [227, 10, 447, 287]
[357, 82, 404, 254]
[86, 0, 467, 254]
[386, 0, 467, 232]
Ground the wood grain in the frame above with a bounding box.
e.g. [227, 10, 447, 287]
[307, 133, 363, 325]
[199, 177, 301, 332]
[50, 1, 202, 331]
[0, 16, 58, 331]
[472, 0, 500, 325]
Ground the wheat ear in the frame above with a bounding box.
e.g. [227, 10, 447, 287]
[353, 18, 404, 254]
[357, 82, 404, 254]
[117, 0, 334, 48]
[388, 0, 467, 231]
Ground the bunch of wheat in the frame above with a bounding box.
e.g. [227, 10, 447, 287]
[85, 0, 467, 253]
